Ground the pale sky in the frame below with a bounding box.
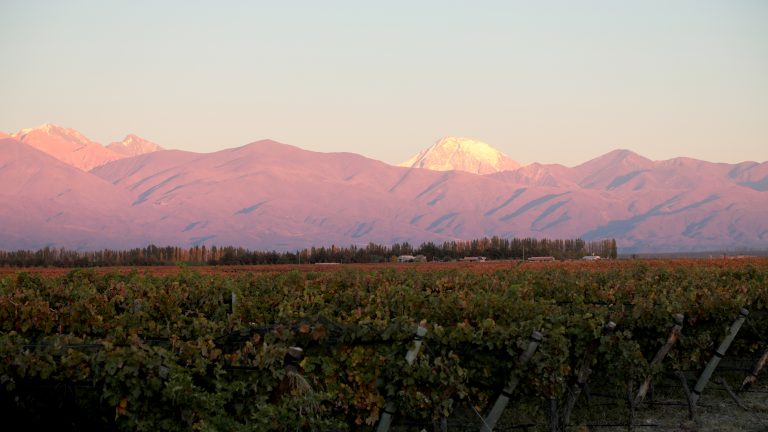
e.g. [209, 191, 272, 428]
[1, 0, 766, 166]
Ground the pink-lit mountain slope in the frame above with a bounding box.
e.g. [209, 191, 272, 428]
[0, 138, 174, 250]
[88, 140, 767, 253]
[11, 124, 124, 171]
[10, 124, 160, 171]
[1, 129, 766, 252]
[107, 134, 163, 157]
[91, 140, 459, 249]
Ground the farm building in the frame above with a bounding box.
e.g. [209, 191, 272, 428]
[398, 255, 427, 262]
[527, 256, 555, 262]
[460, 256, 487, 262]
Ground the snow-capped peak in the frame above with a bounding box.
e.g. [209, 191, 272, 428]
[399, 136, 521, 175]
[9, 123, 125, 171]
[107, 134, 163, 156]
[13, 123, 95, 147]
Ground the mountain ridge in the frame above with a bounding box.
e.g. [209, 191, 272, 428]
[107, 134, 163, 157]
[1, 126, 767, 253]
[9, 124, 161, 171]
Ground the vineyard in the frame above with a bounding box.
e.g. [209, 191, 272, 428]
[1, 259, 767, 431]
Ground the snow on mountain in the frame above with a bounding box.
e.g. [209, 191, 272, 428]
[10, 124, 162, 171]
[1, 129, 766, 253]
[400, 137, 521, 175]
[107, 134, 163, 157]
[10, 124, 125, 171]
[86, 139, 766, 253]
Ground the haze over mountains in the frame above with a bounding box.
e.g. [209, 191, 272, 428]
[1, 124, 766, 253]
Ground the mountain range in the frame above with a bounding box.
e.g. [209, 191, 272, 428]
[1, 124, 766, 253]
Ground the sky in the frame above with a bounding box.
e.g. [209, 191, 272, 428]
[1, 0, 766, 166]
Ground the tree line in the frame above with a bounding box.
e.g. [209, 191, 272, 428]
[0, 236, 617, 267]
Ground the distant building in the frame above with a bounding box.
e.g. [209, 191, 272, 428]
[527, 256, 555, 262]
[461, 256, 487, 262]
[397, 255, 427, 263]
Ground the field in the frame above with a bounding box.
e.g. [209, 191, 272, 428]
[1, 256, 764, 276]
[1, 258, 767, 431]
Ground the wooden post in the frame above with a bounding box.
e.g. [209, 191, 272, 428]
[741, 348, 768, 391]
[405, 323, 428, 366]
[377, 401, 397, 432]
[434, 417, 448, 432]
[690, 308, 748, 406]
[376, 322, 429, 432]
[271, 346, 304, 403]
[562, 321, 617, 428]
[634, 314, 684, 406]
[714, 378, 748, 411]
[480, 331, 543, 432]
[675, 370, 696, 420]
[627, 380, 636, 432]
[548, 397, 559, 432]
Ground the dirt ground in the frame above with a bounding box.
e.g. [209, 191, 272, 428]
[604, 389, 768, 432]
[566, 371, 768, 432]
[472, 379, 768, 432]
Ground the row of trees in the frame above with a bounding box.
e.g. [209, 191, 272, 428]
[0, 237, 617, 267]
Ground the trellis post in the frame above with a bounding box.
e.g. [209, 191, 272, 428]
[634, 313, 684, 406]
[376, 322, 428, 432]
[690, 308, 749, 405]
[480, 330, 543, 432]
[561, 321, 616, 428]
